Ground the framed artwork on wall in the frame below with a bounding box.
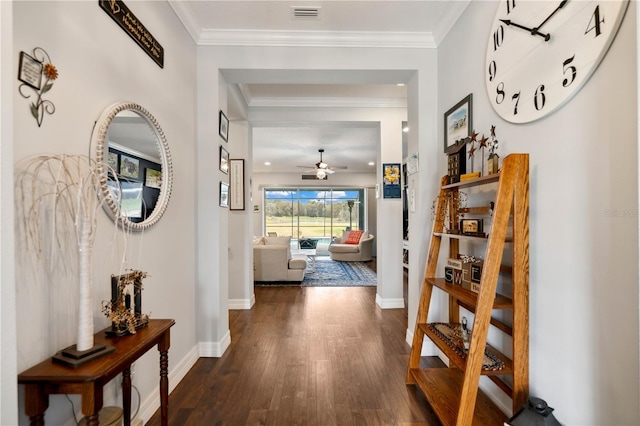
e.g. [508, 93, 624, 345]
[220, 182, 229, 208]
[120, 155, 140, 179]
[382, 163, 402, 199]
[219, 145, 229, 174]
[229, 159, 245, 211]
[219, 110, 229, 142]
[444, 93, 472, 153]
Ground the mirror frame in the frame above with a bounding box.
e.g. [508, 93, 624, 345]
[92, 102, 173, 231]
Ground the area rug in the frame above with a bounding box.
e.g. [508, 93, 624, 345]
[302, 258, 377, 287]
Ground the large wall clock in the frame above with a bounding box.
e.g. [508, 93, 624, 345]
[485, 0, 629, 124]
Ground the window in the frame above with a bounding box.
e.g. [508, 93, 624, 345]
[264, 188, 365, 241]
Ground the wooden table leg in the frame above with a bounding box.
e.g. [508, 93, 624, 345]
[122, 366, 132, 426]
[158, 329, 171, 426]
[24, 384, 48, 426]
[81, 382, 102, 426]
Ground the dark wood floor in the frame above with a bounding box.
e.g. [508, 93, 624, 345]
[147, 278, 443, 425]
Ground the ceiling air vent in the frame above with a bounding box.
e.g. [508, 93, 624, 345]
[291, 6, 321, 20]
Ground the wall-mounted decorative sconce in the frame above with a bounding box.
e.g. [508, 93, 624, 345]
[17, 47, 58, 127]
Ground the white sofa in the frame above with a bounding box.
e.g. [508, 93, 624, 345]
[328, 232, 374, 262]
[253, 236, 307, 282]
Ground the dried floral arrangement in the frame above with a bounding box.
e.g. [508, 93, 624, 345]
[101, 269, 150, 335]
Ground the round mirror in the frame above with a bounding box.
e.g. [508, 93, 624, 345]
[91, 102, 173, 231]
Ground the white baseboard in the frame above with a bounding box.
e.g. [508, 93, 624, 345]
[375, 293, 405, 309]
[134, 345, 199, 424]
[228, 293, 255, 310]
[198, 329, 231, 357]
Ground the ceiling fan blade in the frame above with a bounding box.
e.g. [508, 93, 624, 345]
[297, 165, 315, 168]
[329, 166, 348, 170]
[325, 169, 336, 174]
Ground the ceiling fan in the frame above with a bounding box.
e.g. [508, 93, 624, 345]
[297, 148, 347, 178]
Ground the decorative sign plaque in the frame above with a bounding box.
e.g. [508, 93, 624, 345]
[100, 0, 164, 68]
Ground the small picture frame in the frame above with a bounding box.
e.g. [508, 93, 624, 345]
[382, 163, 402, 199]
[145, 168, 162, 189]
[120, 155, 140, 179]
[220, 181, 229, 208]
[229, 159, 245, 211]
[18, 51, 42, 90]
[220, 145, 229, 174]
[444, 93, 473, 153]
[219, 110, 229, 142]
[107, 151, 119, 174]
[460, 218, 484, 236]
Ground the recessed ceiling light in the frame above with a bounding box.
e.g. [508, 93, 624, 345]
[264, 161, 271, 166]
[368, 161, 375, 166]
[397, 83, 406, 86]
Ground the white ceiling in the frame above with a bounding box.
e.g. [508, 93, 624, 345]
[168, 1, 470, 174]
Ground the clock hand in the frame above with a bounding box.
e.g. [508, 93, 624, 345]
[534, 0, 568, 32]
[500, 19, 550, 41]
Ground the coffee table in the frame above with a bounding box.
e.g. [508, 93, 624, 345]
[291, 248, 317, 271]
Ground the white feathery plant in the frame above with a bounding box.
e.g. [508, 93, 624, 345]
[16, 154, 108, 352]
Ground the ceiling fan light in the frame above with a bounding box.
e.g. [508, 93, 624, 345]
[318, 162, 328, 169]
[316, 169, 327, 179]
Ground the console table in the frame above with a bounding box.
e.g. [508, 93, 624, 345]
[18, 319, 175, 426]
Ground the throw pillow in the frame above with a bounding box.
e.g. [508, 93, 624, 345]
[344, 230, 364, 245]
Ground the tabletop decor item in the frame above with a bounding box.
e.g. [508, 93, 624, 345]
[487, 125, 500, 174]
[102, 269, 149, 336]
[18, 47, 58, 127]
[15, 154, 114, 366]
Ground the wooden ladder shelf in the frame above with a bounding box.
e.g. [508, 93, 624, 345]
[406, 153, 529, 426]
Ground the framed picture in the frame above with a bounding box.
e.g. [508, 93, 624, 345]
[107, 151, 119, 173]
[229, 159, 245, 210]
[220, 181, 229, 208]
[219, 110, 229, 142]
[219, 145, 229, 174]
[18, 51, 42, 90]
[382, 163, 402, 199]
[145, 168, 162, 189]
[120, 155, 140, 179]
[444, 93, 473, 153]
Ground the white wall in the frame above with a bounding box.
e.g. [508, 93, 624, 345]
[228, 120, 255, 309]
[438, 1, 638, 423]
[0, 1, 18, 425]
[11, 2, 198, 424]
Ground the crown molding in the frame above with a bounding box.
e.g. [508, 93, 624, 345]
[198, 29, 436, 48]
[167, 1, 201, 43]
[169, 0, 469, 48]
[247, 96, 407, 109]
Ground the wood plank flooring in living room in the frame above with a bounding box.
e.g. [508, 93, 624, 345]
[147, 284, 445, 425]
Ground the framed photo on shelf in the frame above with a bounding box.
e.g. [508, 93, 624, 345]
[219, 110, 229, 142]
[229, 159, 245, 211]
[219, 145, 229, 174]
[444, 93, 472, 153]
[220, 181, 229, 208]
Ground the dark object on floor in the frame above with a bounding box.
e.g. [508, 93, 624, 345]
[507, 397, 562, 426]
[299, 238, 318, 249]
